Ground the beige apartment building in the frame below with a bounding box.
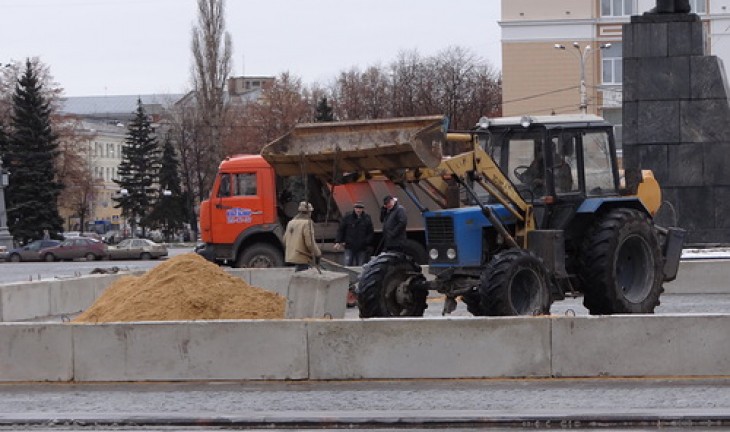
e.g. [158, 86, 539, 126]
[500, 0, 730, 145]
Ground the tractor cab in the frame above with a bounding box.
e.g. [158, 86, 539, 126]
[473, 115, 633, 234]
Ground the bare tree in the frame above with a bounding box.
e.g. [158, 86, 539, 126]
[190, 0, 232, 188]
[167, 103, 206, 240]
[326, 47, 501, 128]
[55, 119, 100, 233]
[226, 72, 310, 155]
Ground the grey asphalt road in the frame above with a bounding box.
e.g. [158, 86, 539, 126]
[0, 378, 729, 429]
[0, 247, 194, 285]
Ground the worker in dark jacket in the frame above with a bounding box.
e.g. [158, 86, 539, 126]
[380, 195, 407, 253]
[335, 202, 374, 266]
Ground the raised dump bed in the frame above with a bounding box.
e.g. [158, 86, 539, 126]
[262, 115, 446, 177]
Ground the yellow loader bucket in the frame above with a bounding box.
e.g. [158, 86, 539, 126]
[261, 115, 447, 177]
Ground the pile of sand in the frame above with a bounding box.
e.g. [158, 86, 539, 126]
[73, 253, 286, 323]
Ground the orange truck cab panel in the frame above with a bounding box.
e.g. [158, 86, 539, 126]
[199, 155, 279, 261]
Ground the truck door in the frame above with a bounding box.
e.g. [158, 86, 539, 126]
[210, 171, 265, 244]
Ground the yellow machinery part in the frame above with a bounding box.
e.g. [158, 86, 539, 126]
[637, 170, 662, 216]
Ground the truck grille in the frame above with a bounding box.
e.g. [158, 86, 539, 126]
[426, 216, 454, 245]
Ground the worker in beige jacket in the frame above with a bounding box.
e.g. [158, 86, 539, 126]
[283, 201, 322, 271]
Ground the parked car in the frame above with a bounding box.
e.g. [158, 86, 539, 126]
[39, 238, 108, 262]
[5, 239, 61, 262]
[102, 230, 122, 244]
[107, 238, 168, 260]
[62, 231, 81, 239]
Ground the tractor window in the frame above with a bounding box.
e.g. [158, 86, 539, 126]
[550, 133, 579, 194]
[217, 174, 231, 198]
[507, 133, 546, 197]
[234, 173, 257, 196]
[582, 131, 615, 195]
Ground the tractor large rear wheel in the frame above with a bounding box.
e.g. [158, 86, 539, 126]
[479, 249, 552, 316]
[356, 252, 428, 318]
[579, 208, 663, 315]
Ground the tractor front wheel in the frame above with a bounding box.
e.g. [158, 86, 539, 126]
[357, 252, 428, 318]
[479, 249, 552, 316]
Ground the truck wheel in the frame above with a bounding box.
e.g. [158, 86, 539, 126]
[235, 244, 284, 268]
[579, 208, 663, 315]
[357, 252, 428, 318]
[479, 249, 552, 316]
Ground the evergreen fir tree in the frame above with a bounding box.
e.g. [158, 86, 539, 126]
[315, 97, 334, 122]
[4, 59, 63, 243]
[145, 134, 186, 241]
[113, 99, 161, 238]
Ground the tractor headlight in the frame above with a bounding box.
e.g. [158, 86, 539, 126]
[446, 248, 457, 260]
[429, 249, 439, 260]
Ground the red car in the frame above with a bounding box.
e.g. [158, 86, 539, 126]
[39, 237, 108, 262]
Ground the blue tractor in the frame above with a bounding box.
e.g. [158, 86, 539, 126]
[354, 114, 685, 317]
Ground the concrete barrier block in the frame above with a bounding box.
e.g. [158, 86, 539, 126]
[72, 320, 309, 381]
[0, 324, 73, 381]
[226, 268, 252, 285]
[307, 317, 551, 379]
[286, 270, 349, 319]
[551, 315, 730, 377]
[668, 260, 730, 294]
[0, 281, 51, 322]
[52, 277, 101, 316]
[248, 268, 295, 296]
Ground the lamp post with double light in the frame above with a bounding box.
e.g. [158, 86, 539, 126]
[554, 42, 611, 114]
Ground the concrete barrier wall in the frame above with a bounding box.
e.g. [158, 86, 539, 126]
[226, 268, 294, 297]
[551, 315, 730, 377]
[0, 275, 122, 322]
[307, 317, 551, 380]
[0, 324, 73, 381]
[72, 320, 309, 381]
[1, 315, 730, 381]
[666, 260, 730, 294]
[0, 281, 51, 322]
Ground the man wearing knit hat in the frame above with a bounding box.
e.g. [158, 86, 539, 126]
[283, 201, 321, 271]
[380, 195, 407, 253]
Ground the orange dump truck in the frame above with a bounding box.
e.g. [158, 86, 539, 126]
[197, 155, 434, 268]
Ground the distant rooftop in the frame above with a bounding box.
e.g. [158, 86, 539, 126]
[60, 94, 183, 118]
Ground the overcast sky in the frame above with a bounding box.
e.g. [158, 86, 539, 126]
[2, 0, 502, 97]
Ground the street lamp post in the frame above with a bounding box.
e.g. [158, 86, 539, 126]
[162, 189, 172, 243]
[554, 42, 611, 114]
[0, 159, 13, 250]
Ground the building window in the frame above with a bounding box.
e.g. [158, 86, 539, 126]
[601, 0, 634, 16]
[602, 43, 623, 85]
[690, 0, 706, 13]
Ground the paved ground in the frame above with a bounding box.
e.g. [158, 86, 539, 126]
[344, 292, 730, 318]
[1, 378, 729, 429]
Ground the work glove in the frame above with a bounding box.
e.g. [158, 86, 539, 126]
[314, 256, 321, 265]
